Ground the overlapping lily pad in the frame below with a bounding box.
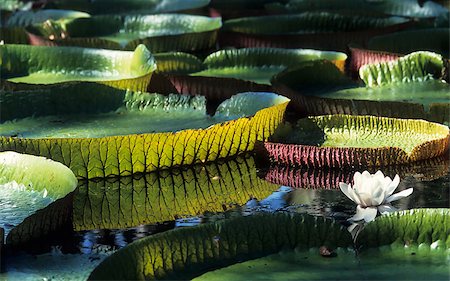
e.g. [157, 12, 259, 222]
[265, 0, 450, 18]
[27, 14, 222, 52]
[88, 213, 352, 280]
[5, 156, 279, 247]
[88, 208, 449, 280]
[0, 9, 90, 44]
[367, 28, 450, 58]
[273, 52, 450, 123]
[0, 151, 77, 237]
[0, 87, 289, 178]
[220, 12, 413, 51]
[190, 47, 347, 85]
[357, 208, 450, 248]
[41, 0, 210, 15]
[262, 115, 449, 168]
[1, 44, 156, 92]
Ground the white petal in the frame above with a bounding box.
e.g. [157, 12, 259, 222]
[384, 188, 413, 203]
[339, 182, 361, 205]
[349, 205, 378, 222]
[374, 170, 385, 179]
[378, 204, 398, 215]
[356, 192, 375, 207]
[353, 172, 363, 188]
[384, 174, 400, 197]
[370, 187, 385, 206]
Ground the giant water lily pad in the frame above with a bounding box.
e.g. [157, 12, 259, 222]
[368, 28, 450, 58]
[263, 115, 449, 168]
[0, 151, 77, 236]
[27, 14, 222, 52]
[1, 44, 156, 92]
[88, 213, 352, 280]
[5, 156, 279, 247]
[0, 88, 289, 178]
[220, 12, 412, 51]
[0, 9, 90, 44]
[88, 208, 449, 280]
[41, 0, 210, 15]
[273, 52, 450, 123]
[358, 208, 450, 248]
[266, 0, 450, 18]
[190, 48, 347, 85]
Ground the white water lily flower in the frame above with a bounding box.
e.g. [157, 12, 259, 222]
[339, 171, 413, 223]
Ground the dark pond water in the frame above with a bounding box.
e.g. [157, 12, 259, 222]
[1, 155, 449, 280]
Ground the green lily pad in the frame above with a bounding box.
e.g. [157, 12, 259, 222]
[368, 28, 450, 58]
[194, 245, 449, 281]
[0, 89, 289, 178]
[223, 12, 408, 35]
[88, 213, 352, 280]
[191, 209, 450, 281]
[265, 0, 450, 18]
[359, 51, 445, 87]
[1, 44, 156, 92]
[272, 54, 450, 123]
[220, 12, 412, 51]
[358, 208, 450, 248]
[191, 48, 347, 85]
[153, 52, 205, 74]
[0, 151, 77, 237]
[28, 14, 222, 52]
[4, 9, 90, 27]
[73, 156, 278, 231]
[0, 151, 77, 199]
[43, 0, 210, 15]
[264, 114, 449, 167]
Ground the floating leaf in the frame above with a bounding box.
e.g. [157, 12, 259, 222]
[266, 0, 449, 18]
[43, 0, 210, 15]
[88, 213, 352, 280]
[154, 52, 205, 74]
[0, 151, 77, 199]
[4, 9, 90, 27]
[0, 151, 77, 237]
[220, 12, 412, 51]
[6, 193, 74, 248]
[272, 59, 450, 122]
[1, 44, 156, 92]
[0, 91, 289, 178]
[28, 14, 222, 52]
[73, 156, 278, 231]
[263, 115, 449, 167]
[191, 48, 347, 85]
[368, 28, 450, 58]
[358, 209, 450, 248]
[359, 51, 445, 87]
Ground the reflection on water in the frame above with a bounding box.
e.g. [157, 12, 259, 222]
[1, 156, 449, 280]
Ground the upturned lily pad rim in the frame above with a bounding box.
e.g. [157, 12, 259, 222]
[190, 47, 347, 84]
[0, 92, 289, 178]
[272, 59, 450, 123]
[222, 12, 410, 35]
[1, 43, 157, 91]
[26, 13, 222, 51]
[88, 208, 448, 280]
[262, 114, 450, 167]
